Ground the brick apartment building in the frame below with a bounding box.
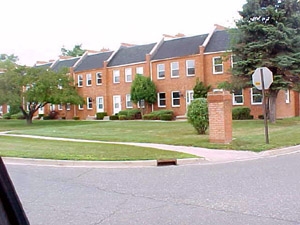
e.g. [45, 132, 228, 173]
[2, 25, 300, 119]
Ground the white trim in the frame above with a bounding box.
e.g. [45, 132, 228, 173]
[285, 89, 290, 103]
[171, 91, 181, 107]
[96, 96, 104, 112]
[251, 88, 263, 105]
[126, 94, 133, 108]
[136, 66, 143, 75]
[171, 62, 179, 78]
[157, 92, 166, 107]
[86, 73, 92, 86]
[87, 97, 93, 109]
[113, 70, 120, 83]
[125, 68, 132, 82]
[78, 104, 84, 110]
[204, 50, 230, 55]
[77, 74, 83, 87]
[212, 56, 224, 74]
[96, 72, 102, 85]
[186, 60, 195, 76]
[157, 64, 165, 79]
[232, 89, 244, 105]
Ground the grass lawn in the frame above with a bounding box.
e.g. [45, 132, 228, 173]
[0, 117, 300, 160]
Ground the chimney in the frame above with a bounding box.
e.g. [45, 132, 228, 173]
[100, 47, 110, 52]
[175, 33, 185, 38]
[214, 24, 227, 31]
[59, 55, 73, 60]
[163, 34, 175, 38]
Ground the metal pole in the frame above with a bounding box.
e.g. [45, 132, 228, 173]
[260, 68, 269, 144]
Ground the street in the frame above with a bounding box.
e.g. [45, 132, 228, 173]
[6, 153, 300, 225]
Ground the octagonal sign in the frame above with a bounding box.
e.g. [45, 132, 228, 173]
[252, 67, 273, 90]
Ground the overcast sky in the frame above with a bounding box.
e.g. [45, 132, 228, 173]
[1, 0, 246, 66]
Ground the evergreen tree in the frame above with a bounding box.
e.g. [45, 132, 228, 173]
[231, 0, 300, 123]
[193, 78, 211, 98]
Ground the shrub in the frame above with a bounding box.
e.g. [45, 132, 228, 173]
[187, 98, 209, 134]
[3, 113, 11, 119]
[143, 110, 174, 120]
[10, 112, 25, 120]
[232, 107, 252, 120]
[96, 112, 108, 120]
[118, 109, 141, 120]
[109, 115, 119, 120]
[118, 115, 127, 120]
[73, 116, 80, 120]
[38, 114, 44, 119]
[48, 110, 58, 120]
[143, 114, 156, 120]
[160, 114, 173, 121]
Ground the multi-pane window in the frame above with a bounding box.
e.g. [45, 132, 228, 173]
[231, 55, 238, 68]
[87, 97, 93, 109]
[136, 67, 143, 75]
[157, 64, 165, 79]
[58, 104, 63, 110]
[138, 99, 145, 108]
[172, 91, 180, 107]
[125, 68, 132, 82]
[97, 97, 104, 111]
[66, 103, 71, 111]
[96, 72, 102, 85]
[49, 104, 55, 111]
[158, 93, 166, 107]
[78, 75, 83, 87]
[86, 74, 92, 86]
[186, 60, 195, 76]
[285, 89, 290, 103]
[78, 104, 83, 110]
[171, 62, 179, 78]
[113, 70, 120, 83]
[0, 105, 2, 115]
[232, 89, 244, 105]
[213, 57, 223, 74]
[251, 88, 262, 105]
[126, 94, 133, 108]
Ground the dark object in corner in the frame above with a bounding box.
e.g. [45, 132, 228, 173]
[0, 157, 30, 225]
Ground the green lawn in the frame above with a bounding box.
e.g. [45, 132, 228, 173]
[0, 118, 300, 160]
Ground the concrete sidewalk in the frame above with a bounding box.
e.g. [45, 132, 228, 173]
[1, 132, 300, 167]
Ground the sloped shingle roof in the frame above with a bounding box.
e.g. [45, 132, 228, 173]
[151, 34, 208, 60]
[74, 51, 113, 72]
[108, 43, 156, 67]
[205, 30, 231, 53]
[51, 57, 80, 72]
[34, 62, 53, 69]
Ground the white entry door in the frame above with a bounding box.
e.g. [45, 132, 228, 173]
[186, 90, 194, 114]
[113, 95, 121, 115]
[96, 96, 104, 113]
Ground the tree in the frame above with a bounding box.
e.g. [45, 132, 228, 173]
[130, 74, 157, 114]
[187, 98, 209, 134]
[231, 0, 300, 123]
[0, 67, 84, 125]
[0, 54, 19, 63]
[61, 44, 85, 57]
[193, 78, 211, 98]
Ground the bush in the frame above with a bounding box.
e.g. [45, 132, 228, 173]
[118, 109, 141, 120]
[187, 98, 209, 134]
[38, 114, 44, 119]
[10, 112, 25, 120]
[3, 113, 11, 119]
[109, 115, 119, 120]
[96, 112, 108, 120]
[232, 107, 252, 120]
[73, 116, 80, 120]
[118, 115, 127, 120]
[143, 110, 174, 120]
[48, 110, 58, 120]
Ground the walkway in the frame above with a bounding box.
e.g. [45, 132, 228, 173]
[1, 131, 300, 167]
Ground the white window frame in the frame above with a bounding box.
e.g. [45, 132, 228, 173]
[125, 68, 132, 83]
[251, 88, 263, 105]
[136, 67, 143, 75]
[172, 91, 181, 107]
[66, 103, 71, 111]
[186, 60, 195, 76]
[58, 104, 63, 111]
[137, 99, 145, 109]
[231, 55, 238, 68]
[49, 104, 55, 111]
[158, 92, 166, 107]
[232, 89, 244, 105]
[213, 56, 224, 74]
[126, 94, 133, 108]
[285, 89, 290, 103]
[78, 75, 83, 87]
[113, 70, 120, 83]
[96, 72, 102, 85]
[96, 96, 104, 112]
[171, 62, 179, 78]
[87, 97, 93, 109]
[157, 64, 165, 79]
[86, 74, 92, 86]
[78, 104, 83, 110]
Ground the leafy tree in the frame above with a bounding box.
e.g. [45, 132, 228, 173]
[0, 53, 19, 62]
[0, 67, 84, 124]
[0, 53, 18, 71]
[130, 74, 157, 114]
[187, 98, 209, 134]
[193, 78, 211, 98]
[61, 44, 85, 57]
[231, 0, 300, 123]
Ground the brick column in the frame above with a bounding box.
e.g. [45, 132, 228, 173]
[207, 90, 232, 144]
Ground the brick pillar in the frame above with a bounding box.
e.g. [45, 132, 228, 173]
[207, 90, 232, 144]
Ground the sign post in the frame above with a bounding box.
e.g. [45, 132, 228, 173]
[252, 67, 273, 144]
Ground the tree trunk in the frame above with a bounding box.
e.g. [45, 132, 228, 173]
[268, 90, 279, 124]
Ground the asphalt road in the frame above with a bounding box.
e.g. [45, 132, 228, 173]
[6, 152, 300, 225]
